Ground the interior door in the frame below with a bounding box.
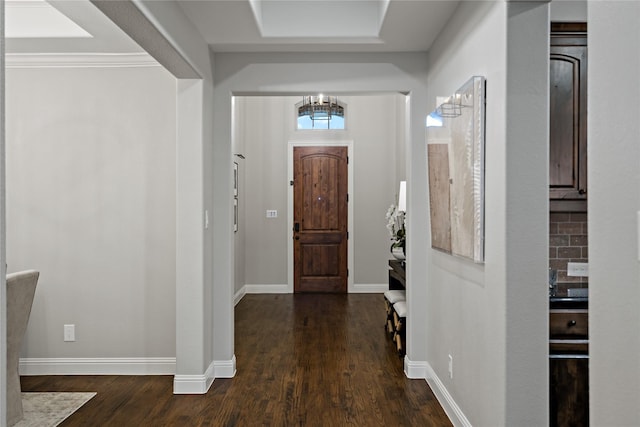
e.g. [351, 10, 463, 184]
[293, 146, 348, 293]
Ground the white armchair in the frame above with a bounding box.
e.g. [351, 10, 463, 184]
[6, 270, 39, 426]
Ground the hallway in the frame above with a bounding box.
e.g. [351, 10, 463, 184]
[21, 294, 451, 426]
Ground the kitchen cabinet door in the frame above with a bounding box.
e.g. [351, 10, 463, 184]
[550, 356, 589, 427]
[550, 23, 587, 208]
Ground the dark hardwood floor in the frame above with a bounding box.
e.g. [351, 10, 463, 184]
[21, 294, 452, 426]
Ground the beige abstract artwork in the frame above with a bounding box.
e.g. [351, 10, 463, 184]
[427, 76, 485, 263]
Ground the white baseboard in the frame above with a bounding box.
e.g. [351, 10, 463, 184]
[244, 284, 290, 294]
[173, 355, 236, 394]
[404, 356, 429, 379]
[234, 286, 247, 306]
[351, 283, 387, 293]
[236, 284, 291, 306]
[19, 357, 176, 376]
[238, 283, 385, 297]
[173, 361, 215, 394]
[424, 360, 472, 427]
[214, 355, 236, 378]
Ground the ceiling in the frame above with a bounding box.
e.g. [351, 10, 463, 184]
[5, 0, 143, 54]
[6, 0, 461, 55]
[177, 0, 460, 53]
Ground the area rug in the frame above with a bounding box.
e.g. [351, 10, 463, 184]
[14, 392, 96, 427]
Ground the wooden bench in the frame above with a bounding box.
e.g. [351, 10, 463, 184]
[392, 301, 407, 357]
[383, 290, 406, 337]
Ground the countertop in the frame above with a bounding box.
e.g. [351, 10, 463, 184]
[550, 296, 588, 309]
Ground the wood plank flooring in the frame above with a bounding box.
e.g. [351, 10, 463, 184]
[21, 294, 452, 426]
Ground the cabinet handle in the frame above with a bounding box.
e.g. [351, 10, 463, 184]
[578, 189, 586, 195]
[567, 320, 577, 327]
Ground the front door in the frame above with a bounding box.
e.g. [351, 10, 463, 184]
[293, 146, 348, 293]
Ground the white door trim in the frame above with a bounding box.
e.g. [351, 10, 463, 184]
[287, 141, 354, 293]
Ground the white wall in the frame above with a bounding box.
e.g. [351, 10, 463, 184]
[426, 2, 549, 425]
[550, 0, 587, 22]
[394, 95, 407, 184]
[6, 64, 177, 368]
[234, 94, 404, 292]
[109, 1, 227, 389]
[589, 2, 640, 425]
[1, 3, 7, 422]
[232, 98, 246, 296]
[426, 3, 507, 423]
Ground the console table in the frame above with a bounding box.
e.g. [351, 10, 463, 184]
[388, 259, 406, 290]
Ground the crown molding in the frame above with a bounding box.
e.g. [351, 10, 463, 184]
[5, 52, 160, 69]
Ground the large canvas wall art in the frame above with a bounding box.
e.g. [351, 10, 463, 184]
[427, 76, 486, 263]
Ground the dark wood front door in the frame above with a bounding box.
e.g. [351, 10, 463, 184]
[293, 146, 348, 293]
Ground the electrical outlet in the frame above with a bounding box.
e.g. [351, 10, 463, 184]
[266, 210, 278, 218]
[64, 324, 75, 342]
[448, 354, 453, 379]
[567, 262, 589, 277]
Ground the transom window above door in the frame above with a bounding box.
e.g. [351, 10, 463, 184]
[296, 95, 345, 130]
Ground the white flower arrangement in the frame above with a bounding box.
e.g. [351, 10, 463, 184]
[385, 204, 406, 251]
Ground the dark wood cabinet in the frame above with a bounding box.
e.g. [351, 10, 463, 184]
[549, 309, 588, 338]
[550, 301, 589, 426]
[550, 23, 588, 211]
[550, 356, 589, 427]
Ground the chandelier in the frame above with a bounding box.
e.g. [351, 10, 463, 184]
[298, 95, 345, 128]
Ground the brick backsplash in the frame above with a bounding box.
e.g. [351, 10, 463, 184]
[549, 212, 588, 287]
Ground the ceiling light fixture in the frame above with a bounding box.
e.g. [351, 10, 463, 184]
[298, 95, 344, 128]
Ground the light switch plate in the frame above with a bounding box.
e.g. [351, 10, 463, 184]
[64, 324, 75, 342]
[266, 210, 278, 218]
